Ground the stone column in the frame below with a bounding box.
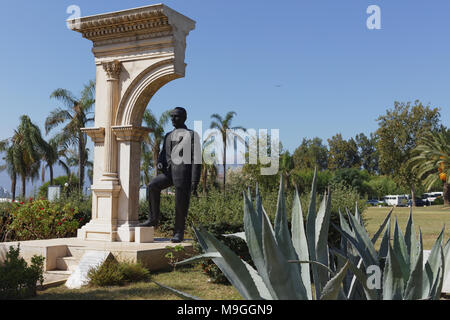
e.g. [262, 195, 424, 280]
[102, 60, 121, 181]
[113, 126, 152, 242]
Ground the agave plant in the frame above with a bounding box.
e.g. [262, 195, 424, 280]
[174, 170, 352, 300]
[332, 207, 450, 300]
[157, 170, 449, 300]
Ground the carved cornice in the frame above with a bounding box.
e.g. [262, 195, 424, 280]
[68, 4, 195, 46]
[112, 125, 153, 142]
[103, 60, 122, 80]
[81, 127, 105, 143]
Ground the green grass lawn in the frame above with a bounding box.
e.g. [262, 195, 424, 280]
[365, 205, 450, 250]
[33, 264, 242, 300]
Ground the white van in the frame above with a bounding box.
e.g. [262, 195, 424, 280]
[421, 192, 443, 203]
[383, 195, 409, 207]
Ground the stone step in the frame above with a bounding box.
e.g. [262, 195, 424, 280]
[66, 246, 87, 259]
[56, 256, 80, 272]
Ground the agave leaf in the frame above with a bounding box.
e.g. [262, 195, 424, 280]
[193, 227, 263, 300]
[443, 239, 450, 287]
[354, 203, 363, 226]
[403, 230, 423, 300]
[378, 215, 391, 260]
[320, 262, 350, 300]
[288, 260, 333, 274]
[422, 227, 444, 299]
[371, 208, 393, 244]
[332, 249, 379, 300]
[243, 192, 276, 299]
[392, 217, 410, 282]
[339, 209, 354, 238]
[429, 246, 445, 300]
[261, 205, 308, 300]
[153, 281, 201, 300]
[291, 188, 312, 299]
[346, 210, 379, 268]
[274, 176, 297, 262]
[223, 232, 246, 241]
[306, 167, 321, 298]
[176, 252, 222, 266]
[242, 261, 272, 300]
[273, 176, 309, 299]
[404, 208, 417, 266]
[315, 190, 333, 293]
[332, 222, 377, 269]
[382, 243, 405, 300]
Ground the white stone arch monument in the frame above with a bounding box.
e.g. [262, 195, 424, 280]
[68, 4, 195, 242]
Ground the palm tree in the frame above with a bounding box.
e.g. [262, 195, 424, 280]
[140, 142, 153, 186]
[409, 129, 450, 206]
[200, 138, 218, 195]
[0, 140, 18, 201]
[209, 112, 245, 192]
[6, 116, 51, 198]
[45, 80, 95, 194]
[142, 109, 171, 178]
[41, 137, 70, 185]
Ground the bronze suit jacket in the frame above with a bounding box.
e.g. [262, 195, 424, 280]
[158, 125, 202, 188]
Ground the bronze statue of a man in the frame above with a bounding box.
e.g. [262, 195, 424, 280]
[139, 107, 201, 243]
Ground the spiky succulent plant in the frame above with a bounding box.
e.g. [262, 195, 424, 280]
[332, 206, 450, 300]
[162, 170, 449, 300]
[176, 170, 351, 300]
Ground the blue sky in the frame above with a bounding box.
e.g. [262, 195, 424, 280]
[0, 0, 449, 194]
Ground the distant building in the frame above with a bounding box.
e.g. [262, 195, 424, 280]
[0, 187, 11, 199]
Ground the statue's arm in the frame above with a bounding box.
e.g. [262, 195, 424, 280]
[158, 133, 169, 170]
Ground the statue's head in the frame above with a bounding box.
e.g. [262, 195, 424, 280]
[170, 107, 187, 128]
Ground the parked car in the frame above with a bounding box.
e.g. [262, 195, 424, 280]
[366, 199, 380, 206]
[408, 198, 428, 207]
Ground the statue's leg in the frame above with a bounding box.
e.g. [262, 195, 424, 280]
[172, 186, 191, 243]
[139, 174, 172, 227]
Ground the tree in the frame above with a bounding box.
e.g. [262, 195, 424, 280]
[330, 168, 371, 196]
[209, 112, 245, 192]
[200, 138, 218, 195]
[141, 109, 171, 180]
[4, 116, 51, 198]
[327, 134, 360, 170]
[41, 137, 70, 186]
[45, 81, 95, 194]
[376, 100, 441, 206]
[279, 151, 294, 190]
[292, 137, 328, 171]
[0, 140, 18, 201]
[408, 128, 450, 206]
[355, 132, 379, 174]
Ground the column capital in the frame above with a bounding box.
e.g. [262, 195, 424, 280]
[112, 125, 153, 142]
[103, 60, 122, 80]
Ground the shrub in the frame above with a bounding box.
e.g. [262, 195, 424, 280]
[0, 202, 14, 242]
[433, 197, 444, 205]
[7, 198, 80, 241]
[38, 175, 79, 199]
[54, 193, 92, 229]
[87, 260, 150, 287]
[0, 245, 44, 299]
[193, 222, 251, 284]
